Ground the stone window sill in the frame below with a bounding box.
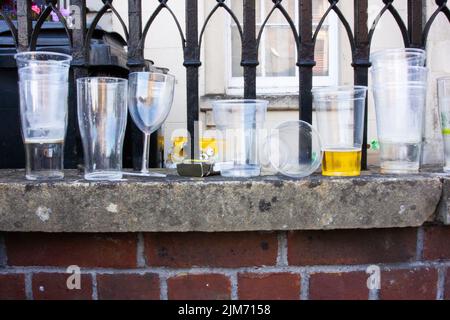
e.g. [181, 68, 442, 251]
[0, 168, 447, 233]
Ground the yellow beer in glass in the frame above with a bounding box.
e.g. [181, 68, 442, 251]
[322, 148, 362, 176]
[312, 86, 368, 177]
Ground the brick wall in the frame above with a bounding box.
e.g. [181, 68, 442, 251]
[0, 225, 449, 300]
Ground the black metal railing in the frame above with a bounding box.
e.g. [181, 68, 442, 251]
[1, 0, 450, 170]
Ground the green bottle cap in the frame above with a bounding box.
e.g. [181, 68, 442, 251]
[370, 139, 380, 150]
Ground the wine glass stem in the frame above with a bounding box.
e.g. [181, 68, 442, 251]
[142, 133, 150, 174]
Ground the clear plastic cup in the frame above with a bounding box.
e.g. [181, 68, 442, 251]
[77, 77, 128, 181]
[265, 120, 323, 178]
[15, 51, 72, 68]
[370, 48, 426, 69]
[372, 83, 427, 174]
[438, 76, 450, 173]
[212, 99, 268, 177]
[313, 86, 368, 177]
[370, 66, 428, 85]
[15, 51, 72, 181]
[15, 51, 71, 82]
[19, 79, 68, 180]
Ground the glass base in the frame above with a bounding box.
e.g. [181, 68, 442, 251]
[321, 171, 361, 177]
[220, 165, 261, 178]
[85, 171, 123, 181]
[123, 172, 166, 178]
[26, 170, 64, 181]
[25, 142, 64, 181]
[381, 161, 419, 174]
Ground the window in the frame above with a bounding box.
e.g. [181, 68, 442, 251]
[227, 0, 338, 95]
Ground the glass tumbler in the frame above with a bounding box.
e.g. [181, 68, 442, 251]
[212, 100, 268, 177]
[15, 51, 72, 180]
[313, 86, 368, 177]
[372, 83, 427, 174]
[265, 120, 323, 178]
[438, 76, 450, 172]
[77, 77, 128, 181]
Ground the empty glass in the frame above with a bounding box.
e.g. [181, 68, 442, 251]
[438, 76, 450, 173]
[373, 83, 427, 174]
[213, 99, 268, 177]
[370, 48, 426, 69]
[77, 77, 128, 181]
[265, 120, 323, 178]
[128, 72, 175, 177]
[313, 86, 368, 177]
[15, 51, 72, 180]
[370, 47, 428, 174]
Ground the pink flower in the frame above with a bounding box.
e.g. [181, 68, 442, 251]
[51, 8, 70, 22]
[31, 5, 40, 15]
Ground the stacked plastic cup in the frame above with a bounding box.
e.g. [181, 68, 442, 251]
[370, 48, 428, 174]
[15, 51, 72, 181]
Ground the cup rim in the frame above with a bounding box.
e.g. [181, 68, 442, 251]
[311, 85, 368, 98]
[15, 51, 72, 63]
[212, 99, 269, 106]
[312, 85, 368, 92]
[372, 82, 427, 89]
[370, 66, 429, 73]
[437, 75, 450, 82]
[128, 71, 175, 80]
[18, 79, 69, 84]
[76, 76, 128, 84]
[371, 48, 426, 58]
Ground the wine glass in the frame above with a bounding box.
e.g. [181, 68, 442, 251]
[128, 72, 175, 177]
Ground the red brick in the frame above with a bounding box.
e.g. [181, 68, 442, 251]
[32, 273, 93, 300]
[238, 273, 301, 300]
[309, 272, 369, 300]
[423, 226, 450, 261]
[0, 274, 26, 300]
[288, 228, 417, 266]
[168, 274, 231, 300]
[5, 233, 137, 268]
[380, 268, 437, 300]
[97, 273, 160, 300]
[445, 269, 450, 300]
[144, 232, 277, 268]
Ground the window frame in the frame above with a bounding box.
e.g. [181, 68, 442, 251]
[225, 1, 339, 95]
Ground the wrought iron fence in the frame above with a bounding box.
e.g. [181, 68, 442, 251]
[0, 0, 449, 169]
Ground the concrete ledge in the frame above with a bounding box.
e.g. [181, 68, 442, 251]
[0, 169, 445, 232]
[438, 176, 450, 225]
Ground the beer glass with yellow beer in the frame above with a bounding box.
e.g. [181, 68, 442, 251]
[312, 86, 368, 177]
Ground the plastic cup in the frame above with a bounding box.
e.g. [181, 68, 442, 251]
[212, 99, 268, 177]
[370, 48, 426, 69]
[15, 51, 72, 181]
[77, 77, 128, 181]
[313, 86, 368, 177]
[372, 83, 427, 174]
[15, 51, 71, 82]
[265, 120, 323, 178]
